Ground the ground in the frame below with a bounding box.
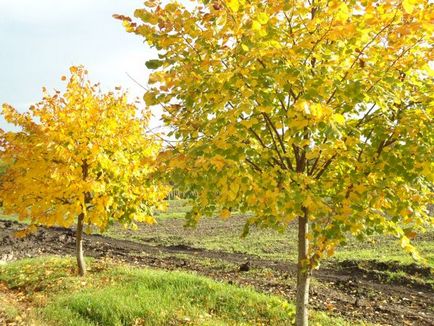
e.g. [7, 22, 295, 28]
[0, 256, 367, 326]
[1, 203, 433, 326]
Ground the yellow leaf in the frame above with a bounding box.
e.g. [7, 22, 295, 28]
[220, 208, 231, 219]
[268, 40, 282, 49]
[400, 235, 410, 249]
[229, 182, 239, 201]
[353, 184, 366, 194]
[288, 118, 309, 130]
[333, 113, 345, 124]
[246, 194, 256, 205]
[216, 13, 227, 27]
[210, 155, 226, 171]
[305, 151, 317, 160]
[241, 43, 249, 51]
[350, 223, 362, 235]
[257, 12, 269, 25]
[309, 103, 323, 119]
[304, 196, 317, 210]
[402, 0, 416, 14]
[252, 20, 261, 31]
[122, 20, 134, 32]
[227, 0, 239, 12]
[336, 2, 350, 22]
[326, 246, 335, 257]
[258, 105, 272, 113]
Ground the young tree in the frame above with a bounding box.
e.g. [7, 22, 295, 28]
[0, 67, 169, 276]
[120, 1, 433, 324]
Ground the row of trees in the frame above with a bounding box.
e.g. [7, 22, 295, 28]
[1, 1, 433, 325]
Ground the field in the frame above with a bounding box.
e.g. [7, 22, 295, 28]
[1, 200, 433, 325]
[2, 1, 434, 326]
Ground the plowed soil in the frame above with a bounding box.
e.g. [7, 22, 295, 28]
[1, 219, 433, 326]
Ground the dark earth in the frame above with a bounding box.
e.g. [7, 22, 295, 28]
[1, 219, 433, 326]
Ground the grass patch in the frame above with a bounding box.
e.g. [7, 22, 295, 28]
[0, 257, 365, 326]
[333, 238, 434, 267]
[0, 212, 20, 222]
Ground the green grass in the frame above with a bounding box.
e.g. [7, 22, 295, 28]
[154, 199, 192, 219]
[0, 257, 366, 326]
[0, 212, 19, 222]
[333, 238, 434, 267]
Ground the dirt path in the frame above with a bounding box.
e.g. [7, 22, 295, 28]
[1, 220, 433, 326]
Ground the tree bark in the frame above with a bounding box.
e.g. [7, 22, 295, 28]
[76, 212, 86, 276]
[296, 210, 310, 326]
[76, 159, 89, 277]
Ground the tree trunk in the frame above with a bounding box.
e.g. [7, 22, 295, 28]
[76, 159, 89, 277]
[296, 211, 310, 326]
[76, 213, 86, 276]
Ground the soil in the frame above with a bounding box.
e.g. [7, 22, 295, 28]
[1, 219, 433, 326]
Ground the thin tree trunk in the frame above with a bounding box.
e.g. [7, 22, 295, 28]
[76, 213, 86, 276]
[76, 159, 89, 277]
[296, 210, 310, 326]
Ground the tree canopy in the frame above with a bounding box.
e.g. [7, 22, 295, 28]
[122, 0, 434, 266]
[0, 66, 169, 233]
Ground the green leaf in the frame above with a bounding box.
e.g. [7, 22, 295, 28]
[145, 59, 164, 70]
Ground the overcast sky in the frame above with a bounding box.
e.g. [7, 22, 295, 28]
[0, 0, 157, 130]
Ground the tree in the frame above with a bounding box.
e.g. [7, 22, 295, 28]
[0, 67, 169, 276]
[120, 1, 434, 324]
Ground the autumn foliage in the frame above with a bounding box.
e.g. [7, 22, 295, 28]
[0, 66, 169, 275]
[122, 0, 434, 324]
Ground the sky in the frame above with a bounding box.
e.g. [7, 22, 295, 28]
[2, 1, 433, 133]
[0, 0, 157, 130]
